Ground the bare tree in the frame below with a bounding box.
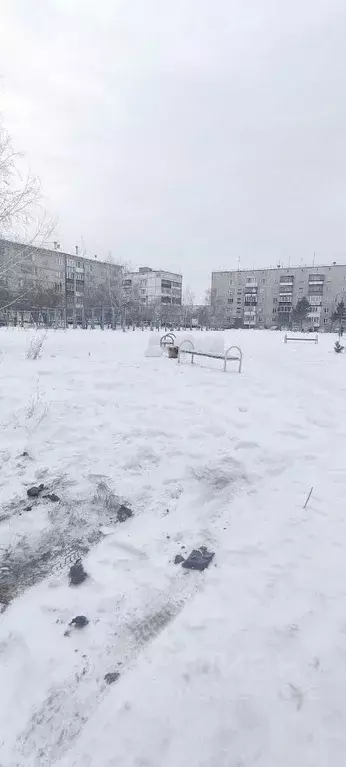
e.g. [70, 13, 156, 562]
[210, 294, 229, 329]
[182, 287, 195, 327]
[0, 123, 41, 233]
[197, 289, 212, 327]
[0, 121, 56, 319]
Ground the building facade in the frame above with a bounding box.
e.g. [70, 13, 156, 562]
[122, 267, 182, 321]
[211, 264, 346, 330]
[0, 238, 122, 325]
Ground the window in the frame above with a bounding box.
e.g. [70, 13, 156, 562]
[161, 279, 172, 290]
[123, 279, 132, 286]
[172, 281, 180, 288]
[308, 285, 324, 295]
[309, 274, 325, 282]
[227, 298, 233, 304]
[280, 275, 293, 283]
[261, 278, 266, 284]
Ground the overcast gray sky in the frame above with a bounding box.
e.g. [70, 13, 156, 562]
[1, 0, 346, 299]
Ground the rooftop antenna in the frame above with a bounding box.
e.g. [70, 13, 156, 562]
[313, 252, 315, 267]
[237, 255, 241, 271]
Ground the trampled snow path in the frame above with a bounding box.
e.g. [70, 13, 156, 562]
[1, 328, 346, 766]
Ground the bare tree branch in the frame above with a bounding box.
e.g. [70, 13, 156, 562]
[0, 124, 42, 233]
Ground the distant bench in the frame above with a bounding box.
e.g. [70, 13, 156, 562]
[284, 334, 318, 345]
[178, 339, 243, 373]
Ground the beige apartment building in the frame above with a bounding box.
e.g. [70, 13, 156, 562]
[122, 267, 182, 321]
[211, 264, 346, 330]
[0, 238, 182, 325]
[0, 238, 122, 324]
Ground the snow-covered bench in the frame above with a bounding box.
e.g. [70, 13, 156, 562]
[178, 338, 243, 373]
[284, 334, 318, 344]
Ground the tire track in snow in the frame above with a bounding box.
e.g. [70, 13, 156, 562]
[6, 462, 260, 767]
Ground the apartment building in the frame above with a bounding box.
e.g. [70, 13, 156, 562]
[211, 264, 346, 330]
[123, 267, 182, 319]
[0, 238, 122, 324]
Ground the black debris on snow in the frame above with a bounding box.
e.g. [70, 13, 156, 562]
[117, 504, 133, 523]
[104, 671, 120, 685]
[69, 559, 88, 586]
[182, 546, 215, 571]
[69, 615, 89, 628]
[27, 484, 45, 498]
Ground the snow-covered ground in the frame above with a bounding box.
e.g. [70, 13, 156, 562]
[1, 327, 346, 766]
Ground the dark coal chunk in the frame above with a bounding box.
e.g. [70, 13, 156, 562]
[117, 504, 133, 522]
[44, 493, 60, 503]
[27, 484, 45, 498]
[174, 554, 185, 565]
[69, 560, 88, 586]
[104, 671, 120, 685]
[182, 546, 215, 571]
[70, 615, 89, 628]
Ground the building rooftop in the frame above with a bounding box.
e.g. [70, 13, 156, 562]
[0, 237, 121, 270]
[212, 263, 346, 275]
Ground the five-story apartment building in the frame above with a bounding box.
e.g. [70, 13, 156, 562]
[211, 264, 346, 329]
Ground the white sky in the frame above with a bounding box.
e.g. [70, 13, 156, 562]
[1, 0, 346, 299]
